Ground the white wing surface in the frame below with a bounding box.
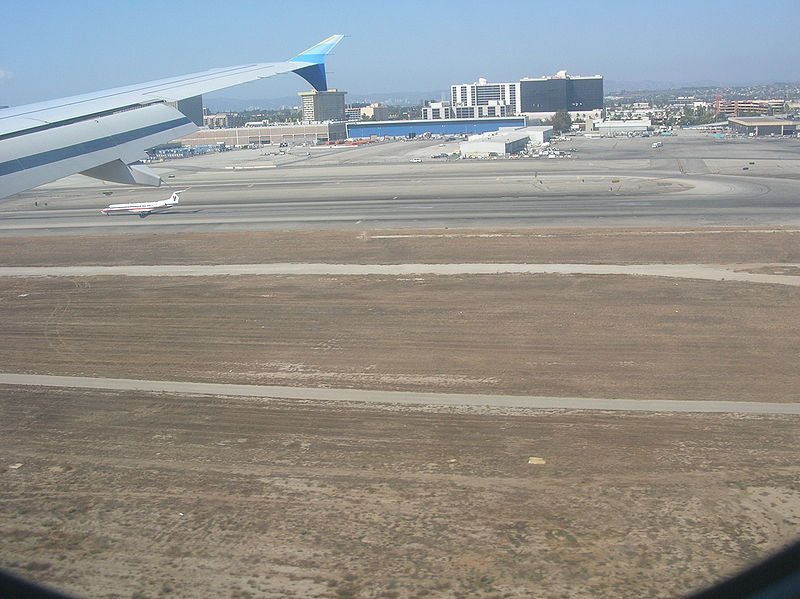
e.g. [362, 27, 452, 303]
[0, 35, 344, 199]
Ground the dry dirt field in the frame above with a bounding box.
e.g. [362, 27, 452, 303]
[2, 227, 800, 267]
[1, 386, 798, 599]
[1, 273, 799, 401]
[1, 228, 799, 599]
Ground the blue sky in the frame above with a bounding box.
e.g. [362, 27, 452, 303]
[1, 0, 799, 106]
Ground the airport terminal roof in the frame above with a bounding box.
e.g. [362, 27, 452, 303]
[597, 119, 651, 127]
[728, 117, 800, 126]
[351, 117, 527, 127]
[464, 131, 530, 144]
[500, 125, 553, 133]
[346, 117, 527, 138]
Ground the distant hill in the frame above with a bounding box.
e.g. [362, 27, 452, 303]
[204, 96, 300, 111]
[606, 79, 734, 93]
[606, 80, 677, 93]
[204, 90, 449, 112]
[606, 81, 800, 102]
[203, 81, 800, 112]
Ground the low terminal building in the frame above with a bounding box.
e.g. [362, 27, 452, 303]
[596, 118, 651, 136]
[173, 122, 347, 148]
[346, 117, 528, 139]
[728, 117, 799, 136]
[459, 130, 531, 157]
[459, 125, 553, 157]
[503, 125, 553, 145]
[521, 108, 602, 123]
[715, 98, 785, 117]
[345, 102, 390, 122]
[203, 112, 246, 129]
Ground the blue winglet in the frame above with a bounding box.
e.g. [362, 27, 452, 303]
[289, 34, 344, 91]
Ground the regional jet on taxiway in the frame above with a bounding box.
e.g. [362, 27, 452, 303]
[101, 189, 187, 218]
[0, 35, 344, 200]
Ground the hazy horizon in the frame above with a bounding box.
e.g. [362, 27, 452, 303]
[2, 0, 799, 107]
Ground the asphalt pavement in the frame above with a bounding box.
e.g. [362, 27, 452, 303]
[1, 133, 799, 236]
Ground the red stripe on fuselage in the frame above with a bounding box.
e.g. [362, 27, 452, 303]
[101, 205, 170, 214]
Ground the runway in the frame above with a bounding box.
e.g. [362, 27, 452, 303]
[2, 132, 799, 236]
[2, 179, 799, 236]
[3, 373, 798, 414]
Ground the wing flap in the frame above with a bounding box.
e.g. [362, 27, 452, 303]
[81, 161, 162, 186]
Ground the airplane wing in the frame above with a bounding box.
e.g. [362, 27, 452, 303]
[0, 34, 344, 200]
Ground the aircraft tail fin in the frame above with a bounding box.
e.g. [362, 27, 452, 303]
[171, 188, 189, 203]
[288, 34, 344, 91]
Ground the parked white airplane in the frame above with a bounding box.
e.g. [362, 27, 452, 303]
[101, 189, 187, 218]
[0, 35, 343, 200]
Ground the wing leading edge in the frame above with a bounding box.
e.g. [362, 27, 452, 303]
[0, 34, 344, 200]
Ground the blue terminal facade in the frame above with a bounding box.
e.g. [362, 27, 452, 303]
[346, 117, 527, 139]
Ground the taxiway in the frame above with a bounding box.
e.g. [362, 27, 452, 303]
[2, 132, 799, 236]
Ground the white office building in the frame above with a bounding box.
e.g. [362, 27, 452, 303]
[451, 78, 520, 114]
[420, 78, 521, 120]
[422, 101, 515, 120]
